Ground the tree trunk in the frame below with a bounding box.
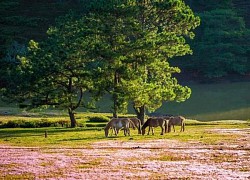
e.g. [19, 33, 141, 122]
[68, 108, 76, 128]
[113, 71, 119, 118]
[133, 104, 146, 125]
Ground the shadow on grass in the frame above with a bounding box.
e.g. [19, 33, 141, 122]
[0, 127, 103, 139]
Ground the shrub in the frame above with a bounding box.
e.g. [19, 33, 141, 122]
[38, 119, 55, 127]
[3, 120, 25, 128]
[57, 120, 70, 127]
[86, 123, 106, 128]
[20, 121, 37, 128]
[4, 120, 18, 128]
[88, 116, 110, 123]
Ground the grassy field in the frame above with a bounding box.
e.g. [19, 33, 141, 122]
[0, 115, 249, 147]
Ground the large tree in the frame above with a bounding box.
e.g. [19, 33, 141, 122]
[2, 0, 200, 125]
[2, 13, 95, 127]
[79, 0, 200, 122]
[120, 0, 200, 122]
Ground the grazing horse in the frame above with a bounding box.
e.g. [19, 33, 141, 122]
[142, 117, 168, 135]
[129, 117, 142, 134]
[104, 118, 135, 137]
[168, 116, 185, 132]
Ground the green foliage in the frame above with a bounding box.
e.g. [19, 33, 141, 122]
[85, 123, 106, 127]
[0, 0, 201, 125]
[175, 0, 250, 79]
[88, 116, 110, 123]
[0, 119, 69, 128]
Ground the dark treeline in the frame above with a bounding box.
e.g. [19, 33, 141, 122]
[0, 0, 249, 85]
[174, 0, 250, 81]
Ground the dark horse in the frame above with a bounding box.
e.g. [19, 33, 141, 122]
[142, 117, 168, 135]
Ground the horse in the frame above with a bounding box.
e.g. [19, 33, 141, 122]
[168, 116, 185, 132]
[129, 117, 142, 134]
[104, 118, 135, 137]
[141, 117, 168, 135]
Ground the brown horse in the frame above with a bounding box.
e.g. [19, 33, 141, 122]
[168, 116, 185, 132]
[104, 118, 135, 137]
[141, 117, 168, 135]
[129, 117, 142, 134]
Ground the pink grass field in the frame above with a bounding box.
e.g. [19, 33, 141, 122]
[0, 128, 250, 179]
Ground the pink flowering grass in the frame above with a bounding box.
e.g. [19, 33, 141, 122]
[0, 122, 249, 179]
[0, 130, 250, 179]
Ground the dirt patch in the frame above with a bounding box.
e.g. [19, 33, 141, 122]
[0, 128, 250, 179]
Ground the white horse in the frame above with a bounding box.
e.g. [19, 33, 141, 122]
[104, 118, 135, 137]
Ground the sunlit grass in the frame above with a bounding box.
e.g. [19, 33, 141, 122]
[0, 120, 249, 147]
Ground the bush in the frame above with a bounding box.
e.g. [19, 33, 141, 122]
[88, 116, 110, 123]
[38, 119, 55, 127]
[2, 120, 25, 128]
[20, 121, 37, 128]
[86, 123, 106, 128]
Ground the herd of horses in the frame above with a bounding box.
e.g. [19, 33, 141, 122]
[104, 115, 185, 137]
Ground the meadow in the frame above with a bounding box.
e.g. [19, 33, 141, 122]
[0, 81, 249, 147]
[0, 112, 249, 147]
[0, 81, 249, 179]
[0, 115, 249, 179]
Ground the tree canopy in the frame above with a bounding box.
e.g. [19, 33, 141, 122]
[2, 0, 200, 125]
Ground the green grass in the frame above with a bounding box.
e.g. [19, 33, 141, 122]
[0, 118, 249, 147]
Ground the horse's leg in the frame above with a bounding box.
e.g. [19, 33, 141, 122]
[173, 125, 175, 132]
[137, 124, 141, 134]
[152, 127, 154, 135]
[127, 128, 130, 136]
[160, 126, 164, 135]
[181, 123, 185, 132]
[110, 127, 114, 136]
[147, 127, 150, 135]
[165, 121, 168, 133]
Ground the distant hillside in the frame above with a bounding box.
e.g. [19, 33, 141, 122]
[0, 0, 80, 58]
[0, 0, 249, 82]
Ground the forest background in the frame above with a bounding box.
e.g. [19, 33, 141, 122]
[0, 0, 249, 121]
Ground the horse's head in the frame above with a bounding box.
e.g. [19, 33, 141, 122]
[104, 126, 109, 137]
